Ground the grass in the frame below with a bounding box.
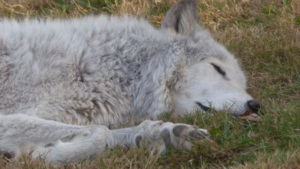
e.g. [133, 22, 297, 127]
[0, 0, 299, 168]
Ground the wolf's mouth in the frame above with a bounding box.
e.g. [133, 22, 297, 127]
[197, 102, 239, 120]
[196, 102, 211, 112]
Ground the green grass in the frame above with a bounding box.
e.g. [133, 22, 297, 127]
[0, 0, 299, 168]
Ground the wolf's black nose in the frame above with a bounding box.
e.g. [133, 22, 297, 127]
[247, 100, 261, 113]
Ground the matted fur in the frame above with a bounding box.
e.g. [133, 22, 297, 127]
[0, 0, 260, 164]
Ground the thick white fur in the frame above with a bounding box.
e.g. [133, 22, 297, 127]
[0, 0, 254, 164]
[174, 57, 252, 115]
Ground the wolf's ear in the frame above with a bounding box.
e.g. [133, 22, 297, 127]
[161, 0, 200, 36]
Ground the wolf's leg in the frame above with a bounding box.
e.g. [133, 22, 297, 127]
[0, 115, 209, 164]
[110, 120, 211, 154]
[0, 114, 114, 164]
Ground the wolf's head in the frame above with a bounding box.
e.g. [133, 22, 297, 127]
[161, 0, 263, 116]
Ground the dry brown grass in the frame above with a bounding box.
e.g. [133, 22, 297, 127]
[232, 150, 300, 169]
[0, 0, 299, 168]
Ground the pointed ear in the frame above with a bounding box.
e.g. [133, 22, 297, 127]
[161, 0, 200, 36]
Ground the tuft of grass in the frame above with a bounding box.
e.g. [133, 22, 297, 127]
[0, 0, 299, 168]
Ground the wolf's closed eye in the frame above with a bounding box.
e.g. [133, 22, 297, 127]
[211, 63, 226, 76]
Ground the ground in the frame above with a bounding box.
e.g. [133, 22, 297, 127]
[0, 0, 299, 168]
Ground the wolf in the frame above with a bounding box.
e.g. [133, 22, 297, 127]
[0, 0, 263, 164]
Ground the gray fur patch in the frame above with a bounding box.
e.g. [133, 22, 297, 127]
[135, 135, 142, 148]
[45, 143, 55, 148]
[160, 129, 172, 151]
[172, 125, 188, 137]
[188, 130, 205, 142]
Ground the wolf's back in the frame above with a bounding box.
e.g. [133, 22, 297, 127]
[0, 16, 179, 125]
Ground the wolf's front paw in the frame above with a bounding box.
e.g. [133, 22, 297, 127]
[160, 123, 211, 152]
[135, 121, 211, 153]
[172, 125, 210, 142]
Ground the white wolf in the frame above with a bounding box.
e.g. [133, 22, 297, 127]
[0, 0, 262, 164]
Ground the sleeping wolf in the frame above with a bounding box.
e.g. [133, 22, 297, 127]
[0, 0, 263, 164]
